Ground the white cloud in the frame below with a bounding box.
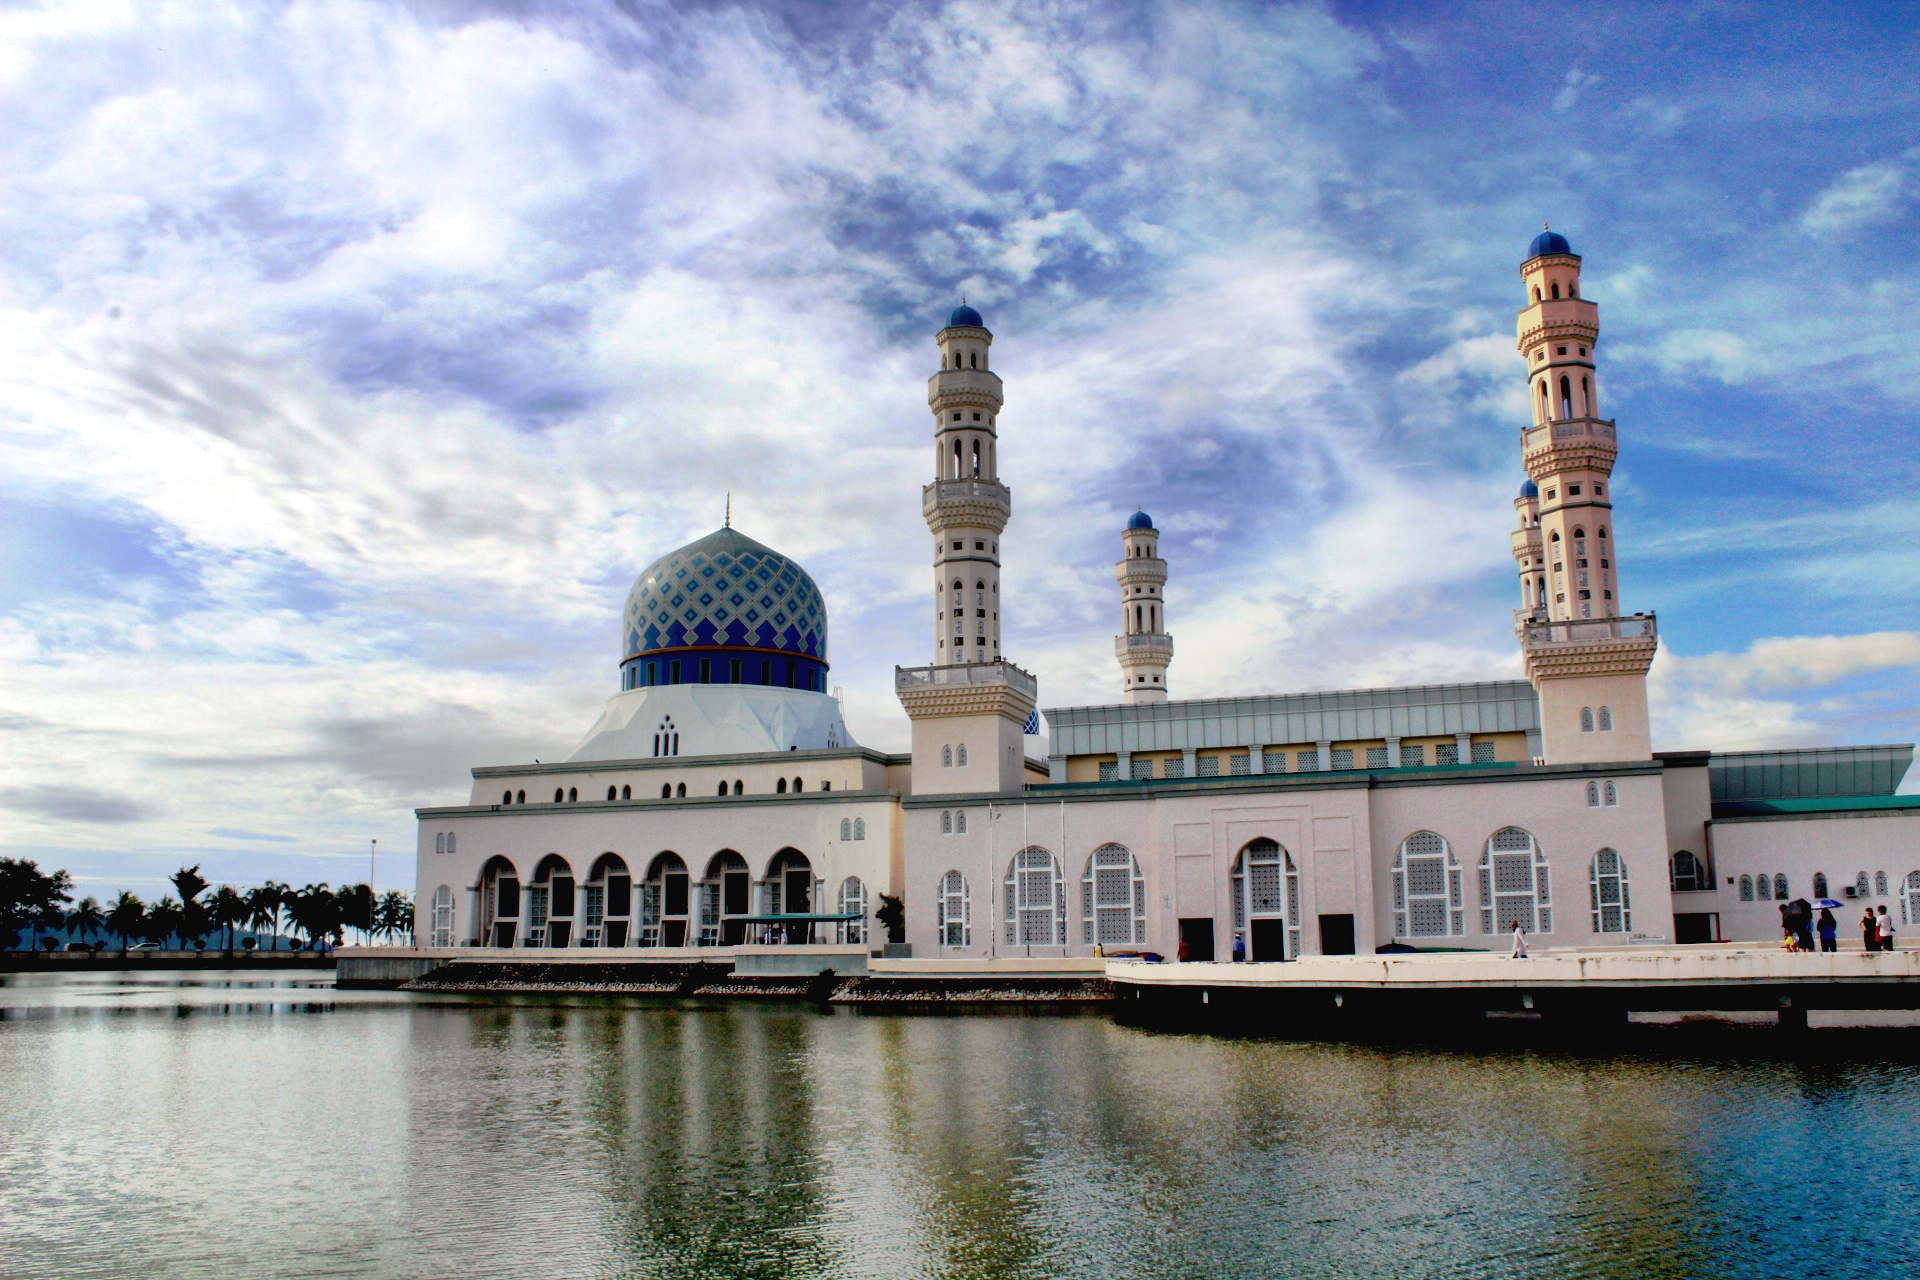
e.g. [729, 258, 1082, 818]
[1799, 161, 1906, 237]
[1553, 66, 1600, 113]
[1650, 632, 1920, 750]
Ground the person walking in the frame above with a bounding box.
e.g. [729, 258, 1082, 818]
[1786, 898, 1815, 953]
[1231, 934, 1246, 963]
[1817, 908, 1838, 953]
[1510, 923, 1529, 959]
[1862, 908, 1880, 952]
[1878, 905, 1896, 952]
[1176, 936, 1190, 963]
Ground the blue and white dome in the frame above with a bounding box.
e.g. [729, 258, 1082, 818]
[947, 302, 986, 330]
[1519, 478, 1539, 500]
[1127, 510, 1155, 530]
[622, 527, 827, 669]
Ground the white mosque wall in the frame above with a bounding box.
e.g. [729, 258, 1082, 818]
[1707, 809, 1920, 943]
[465, 746, 897, 808]
[900, 767, 1681, 960]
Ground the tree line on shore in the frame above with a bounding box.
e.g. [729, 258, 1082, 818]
[0, 858, 413, 952]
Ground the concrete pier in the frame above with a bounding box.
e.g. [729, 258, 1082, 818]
[1107, 945, 1920, 1032]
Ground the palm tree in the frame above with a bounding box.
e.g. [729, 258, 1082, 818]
[210, 885, 246, 953]
[105, 892, 146, 953]
[376, 890, 413, 944]
[170, 866, 210, 949]
[66, 897, 105, 950]
[245, 884, 280, 951]
[146, 896, 183, 949]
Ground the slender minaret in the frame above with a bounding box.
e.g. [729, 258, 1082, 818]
[1513, 227, 1655, 764]
[897, 302, 1036, 796]
[1114, 511, 1171, 702]
[925, 303, 1008, 667]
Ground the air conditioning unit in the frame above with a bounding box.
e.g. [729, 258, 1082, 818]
[1844, 885, 1858, 897]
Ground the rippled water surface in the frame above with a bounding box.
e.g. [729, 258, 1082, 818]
[3, 970, 1918, 1279]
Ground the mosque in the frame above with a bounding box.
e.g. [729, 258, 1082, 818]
[413, 233, 1918, 960]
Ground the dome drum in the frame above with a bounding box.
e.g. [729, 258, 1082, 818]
[621, 649, 828, 695]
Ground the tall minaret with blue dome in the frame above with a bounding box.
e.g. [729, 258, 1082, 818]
[925, 302, 1008, 667]
[1115, 511, 1171, 703]
[1512, 226, 1656, 765]
[896, 302, 1039, 797]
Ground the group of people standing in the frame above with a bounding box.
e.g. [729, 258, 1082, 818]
[1780, 898, 1897, 952]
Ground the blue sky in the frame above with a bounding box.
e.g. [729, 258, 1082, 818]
[1, 0, 1916, 900]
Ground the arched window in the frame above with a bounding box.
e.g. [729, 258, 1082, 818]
[1534, 286, 1542, 302]
[1856, 871, 1871, 898]
[502, 790, 512, 805]
[1581, 707, 1595, 732]
[1590, 849, 1630, 933]
[1481, 827, 1551, 934]
[1739, 874, 1754, 901]
[1598, 707, 1613, 732]
[1560, 375, 1572, 418]
[1877, 870, 1890, 896]
[661, 784, 671, 799]
[1004, 847, 1066, 946]
[838, 876, 867, 944]
[607, 786, 617, 801]
[430, 885, 455, 948]
[840, 818, 852, 841]
[516, 790, 525, 804]
[622, 785, 631, 799]
[568, 787, 578, 802]
[957, 744, 968, 766]
[446, 832, 456, 855]
[1586, 782, 1600, 808]
[1231, 838, 1299, 960]
[1671, 851, 1708, 893]
[969, 350, 977, 368]
[1551, 282, 1561, 299]
[553, 789, 563, 803]
[1813, 872, 1829, 898]
[941, 810, 952, 833]
[1582, 376, 1591, 415]
[953, 810, 965, 834]
[1081, 844, 1146, 946]
[675, 782, 686, 798]
[1539, 380, 1549, 419]
[853, 817, 865, 840]
[1391, 832, 1463, 938]
[436, 832, 446, 854]
[941, 745, 952, 767]
[733, 780, 743, 795]
[1604, 781, 1617, 806]
[1774, 874, 1789, 900]
[792, 777, 803, 792]
[1907, 871, 1920, 925]
[777, 778, 788, 794]
[938, 870, 971, 946]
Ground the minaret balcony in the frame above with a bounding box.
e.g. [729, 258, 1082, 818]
[923, 479, 1011, 528]
[1115, 633, 1173, 661]
[1523, 417, 1618, 475]
[1515, 612, 1657, 681]
[1115, 558, 1167, 585]
[1516, 298, 1599, 350]
[927, 369, 1005, 410]
[1510, 526, 1542, 558]
[896, 659, 1038, 722]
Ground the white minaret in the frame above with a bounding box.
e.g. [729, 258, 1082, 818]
[897, 302, 1036, 796]
[925, 302, 1008, 666]
[1114, 511, 1171, 702]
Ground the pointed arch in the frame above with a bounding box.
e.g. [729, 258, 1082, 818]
[1081, 844, 1145, 946]
[938, 870, 972, 947]
[1004, 846, 1067, 946]
[1589, 849, 1630, 933]
[1231, 838, 1300, 960]
[1391, 831, 1463, 938]
[1480, 827, 1551, 934]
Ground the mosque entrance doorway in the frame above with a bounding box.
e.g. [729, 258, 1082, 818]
[641, 853, 691, 947]
[479, 857, 518, 948]
[706, 852, 751, 946]
[529, 855, 574, 948]
[768, 849, 814, 944]
[1234, 838, 1299, 961]
[585, 854, 631, 947]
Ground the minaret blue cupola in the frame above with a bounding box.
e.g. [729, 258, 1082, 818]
[1127, 510, 1155, 530]
[618, 527, 830, 694]
[1527, 228, 1573, 259]
[947, 302, 985, 329]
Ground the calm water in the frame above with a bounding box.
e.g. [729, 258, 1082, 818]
[2, 972, 1918, 1279]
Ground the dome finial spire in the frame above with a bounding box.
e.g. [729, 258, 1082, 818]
[724, 491, 731, 528]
